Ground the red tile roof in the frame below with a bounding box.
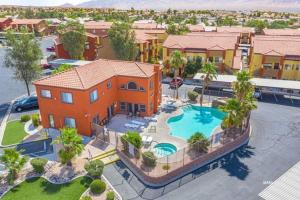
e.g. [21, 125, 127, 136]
[262, 29, 300, 36]
[0, 18, 10, 23]
[84, 21, 113, 30]
[134, 30, 157, 43]
[11, 19, 44, 25]
[252, 36, 300, 56]
[33, 59, 156, 90]
[163, 34, 238, 50]
[217, 26, 255, 33]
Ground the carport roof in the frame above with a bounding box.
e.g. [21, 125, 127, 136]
[193, 73, 300, 90]
[259, 161, 300, 200]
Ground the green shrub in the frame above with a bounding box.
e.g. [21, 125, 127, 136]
[30, 158, 48, 173]
[187, 91, 199, 101]
[81, 196, 92, 200]
[90, 179, 106, 194]
[188, 132, 210, 153]
[122, 131, 142, 149]
[84, 159, 104, 179]
[31, 114, 40, 127]
[20, 115, 30, 122]
[162, 164, 170, 171]
[106, 191, 115, 200]
[142, 151, 157, 167]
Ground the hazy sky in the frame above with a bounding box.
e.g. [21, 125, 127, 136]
[0, 0, 89, 6]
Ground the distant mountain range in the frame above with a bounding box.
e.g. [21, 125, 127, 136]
[67, 0, 300, 12]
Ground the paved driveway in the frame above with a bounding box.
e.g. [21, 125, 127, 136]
[104, 102, 300, 200]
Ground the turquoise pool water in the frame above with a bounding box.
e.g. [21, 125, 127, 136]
[154, 143, 177, 157]
[167, 105, 226, 140]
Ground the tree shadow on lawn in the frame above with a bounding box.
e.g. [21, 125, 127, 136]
[39, 176, 92, 195]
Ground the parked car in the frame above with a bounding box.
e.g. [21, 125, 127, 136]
[253, 88, 262, 99]
[13, 96, 39, 112]
[46, 46, 55, 52]
[170, 77, 183, 89]
[41, 63, 52, 69]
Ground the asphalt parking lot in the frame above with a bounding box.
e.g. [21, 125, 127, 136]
[104, 100, 300, 200]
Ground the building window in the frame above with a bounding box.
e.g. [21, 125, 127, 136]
[41, 89, 51, 98]
[284, 64, 292, 70]
[90, 89, 98, 103]
[120, 84, 126, 89]
[64, 117, 76, 128]
[61, 92, 73, 104]
[139, 86, 145, 91]
[85, 42, 90, 50]
[92, 114, 100, 124]
[150, 80, 154, 89]
[214, 57, 222, 64]
[296, 64, 300, 71]
[120, 102, 126, 112]
[107, 80, 112, 88]
[139, 104, 146, 112]
[127, 82, 138, 90]
[49, 115, 55, 128]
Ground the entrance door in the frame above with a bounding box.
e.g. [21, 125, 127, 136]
[128, 103, 133, 113]
[134, 104, 139, 114]
[49, 115, 55, 128]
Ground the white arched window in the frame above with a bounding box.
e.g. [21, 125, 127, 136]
[127, 82, 138, 90]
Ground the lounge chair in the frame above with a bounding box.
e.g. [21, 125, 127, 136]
[124, 123, 139, 129]
[144, 116, 157, 122]
[142, 135, 148, 144]
[131, 120, 146, 126]
[145, 136, 153, 144]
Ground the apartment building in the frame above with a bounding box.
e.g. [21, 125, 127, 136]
[54, 32, 100, 61]
[84, 21, 113, 37]
[11, 19, 48, 35]
[0, 17, 12, 31]
[249, 35, 300, 80]
[162, 32, 242, 74]
[33, 59, 162, 136]
[262, 29, 300, 36]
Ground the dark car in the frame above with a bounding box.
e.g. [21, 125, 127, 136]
[46, 46, 55, 52]
[41, 63, 52, 69]
[170, 77, 183, 89]
[13, 96, 39, 112]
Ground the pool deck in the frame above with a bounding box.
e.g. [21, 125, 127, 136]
[106, 96, 216, 152]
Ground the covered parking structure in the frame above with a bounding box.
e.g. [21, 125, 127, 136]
[193, 73, 300, 104]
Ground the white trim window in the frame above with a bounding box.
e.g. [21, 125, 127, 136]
[64, 117, 76, 128]
[107, 80, 112, 88]
[61, 92, 73, 104]
[127, 82, 138, 90]
[120, 102, 126, 112]
[139, 104, 146, 112]
[90, 89, 98, 103]
[41, 89, 51, 98]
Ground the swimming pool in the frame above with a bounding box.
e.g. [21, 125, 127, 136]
[154, 143, 177, 157]
[167, 105, 226, 140]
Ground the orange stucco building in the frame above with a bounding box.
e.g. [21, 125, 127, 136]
[33, 59, 162, 136]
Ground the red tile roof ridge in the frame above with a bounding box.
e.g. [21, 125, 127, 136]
[74, 67, 85, 89]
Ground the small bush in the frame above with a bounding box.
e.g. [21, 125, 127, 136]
[187, 91, 199, 101]
[31, 114, 40, 127]
[30, 158, 48, 173]
[90, 179, 106, 194]
[81, 196, 92, 200]
[20, 115, 30, 122]
[84, 159, 104, 179]
[162, 164, 170, 171]
[142, 151, 157, 167]
[106, 191, 115, 200]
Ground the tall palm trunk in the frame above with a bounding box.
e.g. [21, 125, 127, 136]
[200, 84, 205, 106]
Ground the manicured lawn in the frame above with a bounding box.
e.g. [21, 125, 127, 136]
[2, 176, 92, 200]
[1, 120, 28, 146]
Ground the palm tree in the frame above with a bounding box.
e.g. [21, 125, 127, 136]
[0, 148, 28, 184]
[53, 127, 84, 166]
[200, 62, 217, 106]
[188, 132, 210, 153]
[232, 71, 257, 129]
[169, 50, 187, 99]
[220, 98, 244, 138]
